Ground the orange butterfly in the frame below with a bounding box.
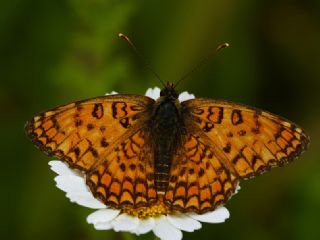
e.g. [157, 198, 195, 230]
[25, 82, 310, 214]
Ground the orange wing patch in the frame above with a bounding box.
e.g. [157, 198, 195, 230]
[184, 99, 310, 179]
[164, 134, 239, 214]
[25, 95, 153, 171]
[86, 130, 157, 209]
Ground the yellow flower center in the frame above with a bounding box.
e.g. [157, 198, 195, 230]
[121, 201, 170, 219]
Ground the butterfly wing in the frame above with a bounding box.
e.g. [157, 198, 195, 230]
[164, 132, 239, 213]
[164, 98, 309, 213]
[25, 94, 153, 170]
[26, 94, 158, 208]
[86, 129, 157, 208]
[181, 98, 310, 179]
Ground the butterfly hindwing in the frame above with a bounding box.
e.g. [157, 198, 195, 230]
[164, 132, 239, 213]
[182, 98, 310, 179]
[86, 129, 158, 209]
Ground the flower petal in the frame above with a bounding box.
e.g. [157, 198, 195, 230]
[167, 213, 201, 232]
[54, 175, 88, 194]
[234, 184, 241, 194]
[178, 91, 195, 102]
[105, 91, 118, 95]
[66, 192, 106, 209]
[49, 160, 77, 176]
[187, 207, 230, 223]
[132, 218, 155, 235]
[111, 214, 140, 232]
[50, 161, 105, 208]
[153, 216, 182, 240]
[87, 209, 120, 224]
[145, 87, 161, 100]
[229, 184, 241, 200]
[94, 222, 113, 230]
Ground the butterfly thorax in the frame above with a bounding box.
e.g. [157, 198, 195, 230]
[150, 86, 185, 193]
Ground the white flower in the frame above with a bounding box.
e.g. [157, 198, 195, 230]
[49, 87, 239, 240]
[144, 87, 195, 102]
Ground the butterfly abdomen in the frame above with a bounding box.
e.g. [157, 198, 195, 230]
[151, 99, 183, 193]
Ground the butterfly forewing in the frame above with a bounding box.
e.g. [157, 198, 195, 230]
[183, 98, 310, 179]
[25, 94, 153, 171]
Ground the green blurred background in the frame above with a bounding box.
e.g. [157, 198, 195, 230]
[1, 0, 320, 239]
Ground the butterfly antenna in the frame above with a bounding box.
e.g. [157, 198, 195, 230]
[174, 42, 230, 88]
[118, 33, 165, 88]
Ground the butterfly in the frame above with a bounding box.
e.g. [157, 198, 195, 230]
[25, 83, 310, 214]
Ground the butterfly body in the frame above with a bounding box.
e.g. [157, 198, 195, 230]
[150, 87, 186, 192]
[26, 84, 310, 214]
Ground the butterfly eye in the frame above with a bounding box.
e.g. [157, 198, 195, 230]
[160, 89, 165, 96]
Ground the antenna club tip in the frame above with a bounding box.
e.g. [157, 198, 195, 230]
[118, 33, 129, 41]
[216, 42, 230, 52]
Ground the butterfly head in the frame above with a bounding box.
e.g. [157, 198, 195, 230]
[160, 82, 179, 100]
